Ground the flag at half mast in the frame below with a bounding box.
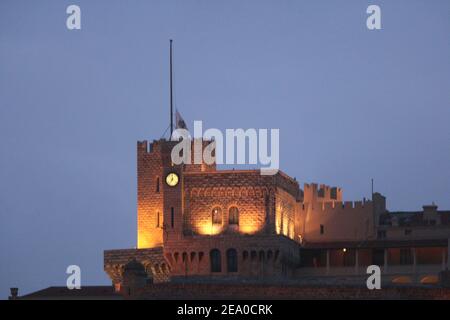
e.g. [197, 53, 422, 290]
[175, 109, 187, 130]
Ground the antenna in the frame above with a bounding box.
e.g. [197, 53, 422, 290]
[169, 39, 174, 138]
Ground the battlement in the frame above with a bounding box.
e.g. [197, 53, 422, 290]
[303, 183, 343, 203]
[137, 139, 179, 154]
[139, 138, 214, 155]
[317, 199, 372, 211]
[137, 140, 150, 153]
[137, 138, 216, 173]
[296, 199, 373, 216]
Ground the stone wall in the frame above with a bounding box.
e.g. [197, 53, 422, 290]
[128, 283, 450, 300]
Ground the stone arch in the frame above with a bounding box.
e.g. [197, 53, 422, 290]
[210, 249, 222, 273]
[226, 248, 238, 272]
[211, 206, 223, 225]
[274, 250, 280, 261]
[259, 250, 265, 262]
[105, 264, 125, 284]
[228, 206, 239, 226]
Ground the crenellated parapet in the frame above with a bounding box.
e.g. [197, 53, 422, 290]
[313, 199, 372, 211]
[303, 183, 342, 203]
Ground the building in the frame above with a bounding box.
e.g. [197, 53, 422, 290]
[104, 138, 450, 291]
[8, 286, 121, 300]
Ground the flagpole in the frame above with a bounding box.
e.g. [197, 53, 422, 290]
[169, 39, 174, 138]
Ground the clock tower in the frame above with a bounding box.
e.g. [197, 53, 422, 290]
[136, 138, 215, 249]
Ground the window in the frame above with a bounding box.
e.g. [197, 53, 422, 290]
[212, 207, 222, 225]
[377, 230, 386, 239]
[404, 229, 412, 236]
[210, 249, 221, 272]
[229, 207, 239, 225]
[320, 225, 324, 235]
[400, 248, 413, 265]
[372, 249, 385, 266]
[343, 249, 355, 266]
[226, 248, 238, 272]
[259, 251, 265, 262]
[156, 177, 160, 193]
[156, 211, 161, 228]
[171, 207, 174, 228]
[242, 251, 249, 261]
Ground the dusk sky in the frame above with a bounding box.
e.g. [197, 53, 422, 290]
[1, 0, 449, 297]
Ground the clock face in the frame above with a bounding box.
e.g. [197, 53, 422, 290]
[165, 172, 179, 187]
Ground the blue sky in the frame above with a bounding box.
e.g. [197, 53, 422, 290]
[1, 0, 449, 297]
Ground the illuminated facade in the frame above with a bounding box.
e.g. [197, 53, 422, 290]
[104, 138, 450, 289]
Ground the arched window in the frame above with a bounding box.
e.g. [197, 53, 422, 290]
[242, 251, 249, 261]
[156, 177, 160, 193]
[212, 207, 222, 225]
[228, 207, 239, 225]
[259, 250, 265, 262]
[226, 248, 238, 272]
[210, 249, 221, 272]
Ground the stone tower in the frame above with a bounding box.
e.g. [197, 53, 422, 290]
[137, 139, 215, 249]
